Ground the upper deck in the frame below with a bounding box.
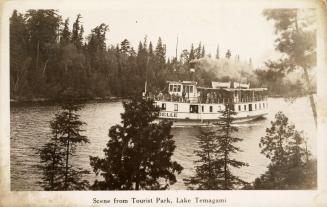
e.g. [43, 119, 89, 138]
[152, 81, 268, 104]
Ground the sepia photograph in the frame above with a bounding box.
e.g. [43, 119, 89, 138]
[1, 0, 327, 206]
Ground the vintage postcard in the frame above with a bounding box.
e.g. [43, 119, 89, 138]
[1, 0, 327, 206]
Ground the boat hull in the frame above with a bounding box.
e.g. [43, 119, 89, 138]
[157, 113, 267, 126]
[154, 100, 268, 126]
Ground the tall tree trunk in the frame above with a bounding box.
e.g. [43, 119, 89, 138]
[64, 110, 72, 190]
[224, 123, 230, 190]
[303, 67, 317, 126]
[135, 173, 140, 190]
[36, 41, 40, 71]
[42, 59, 49, 77]
[51, 133, 58, 190]
[207, 140, 212, 188]
[64, 140, 69, 190]
[295, 14, 317, 127]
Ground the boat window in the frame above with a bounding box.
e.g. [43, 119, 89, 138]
[244, 105, 247, 111]
[185, 85, 193, 93]
[255, 104, 257, 110]
[174, 104, 178, 111]
[210, 106, 213, 112]
[259, 103, 261, 109]
[202, 106, 204, 112]
[177, 85, 181, 92]
[190, 105, 199, 113]
[169, 85, 173, 92]
[238, 105, 241, 111]
[161, 103, 166, 110]
[263, 103, 265, 108]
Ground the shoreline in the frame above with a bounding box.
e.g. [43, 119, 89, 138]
[10, 96, 127, 106]
[10, 94, 313, 105]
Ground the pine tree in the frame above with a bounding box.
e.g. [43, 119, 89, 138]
[254, 111, 316, 189]
[10, 10, 31, 97]
[185, 104, 248, 190]
[201, 45, 206, 58]
[214, 104, 248, 189]
[155, 37, 166, 63]
[37, 102, 90, 190]
[225, 49, 231, 59]
[184, 128, 223, 190]
[25, 9, 62, 95]
[90, 98, 183, 190]
[189, 44, 195, 62]
[72, 14, 84, 49]
[37, 119, 65, 190]
[120, 39, 131, 55]
[215, 45, 220, 59]
[194, 42, 202, 59]
[60, 18, 71, 46]
[263, 9, 317, 125]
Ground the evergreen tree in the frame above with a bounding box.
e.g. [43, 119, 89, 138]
[72, 14, 84, 49]
[184, 128, 223, 190]
[37, 119, 65, 190]
[60, 18, 71, 46]
[11, 9, 255, 102]
[185, 104, 248, 190]
[180, 49, 190, 64]
[215, 45, 220, 59]
[254, 112, 316, 189]
[10, 10, 31, 97]
[90, 98, 183, 190]
[155, 37, 166, 63]
[225, 49, 231, 59]
[25, 9, 62, 95]
[120, 39, 131, 55]
[201, 45, 206, 58]
[189, 44, 195, 62]
[148, 41, 154, 56]
[263, 9, 317, 125]
[213, 104, 248, 189]
[37, 102, 90, 190]
[194, 42, 202, 59]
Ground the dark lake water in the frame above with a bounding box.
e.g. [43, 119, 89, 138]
[10, 97, 316, 190]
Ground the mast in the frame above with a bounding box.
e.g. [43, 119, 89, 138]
[175, 36, 178, 60]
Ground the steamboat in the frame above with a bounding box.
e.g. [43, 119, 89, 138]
[151, 80, 268, 124]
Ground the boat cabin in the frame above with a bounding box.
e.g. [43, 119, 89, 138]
[154, 80, 268, 122]
[167, 81, 198, 103]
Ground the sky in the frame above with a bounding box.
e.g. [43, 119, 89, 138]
[9, 0, 285, 68]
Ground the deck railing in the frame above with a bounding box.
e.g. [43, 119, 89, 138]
[152, 93, 267, 104]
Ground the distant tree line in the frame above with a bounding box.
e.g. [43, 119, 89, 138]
[10, 9, 309, 102]
[10, 9, 212, 101]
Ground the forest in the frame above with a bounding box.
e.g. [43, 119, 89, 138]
[10, 9, 311, 102]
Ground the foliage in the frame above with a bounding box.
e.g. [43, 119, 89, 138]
[185, 104, 248, 190]
[10, 9, 314, 101]
[214, 104, 249, 189]
[184, 128, 223, 190]
[254, 111, 316, 189]
[37, 102, 90, 190]
[262, 9, 317, 124]
[89, 98, 183, 190]
[11, 9, 266, 102]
